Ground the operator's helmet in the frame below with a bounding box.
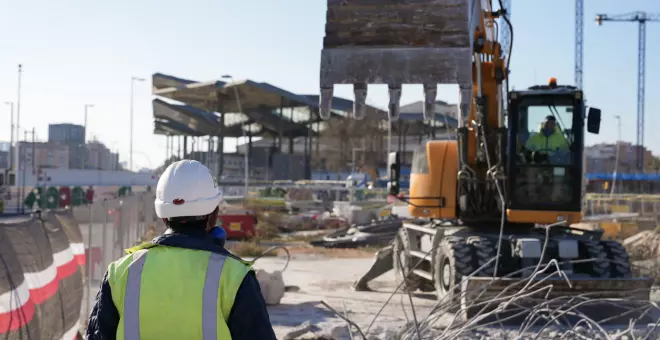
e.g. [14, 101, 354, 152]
[154, 160, 223, 219]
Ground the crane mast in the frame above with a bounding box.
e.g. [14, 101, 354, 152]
[595, 11, 660, 172]
[575, 0, 583, 89]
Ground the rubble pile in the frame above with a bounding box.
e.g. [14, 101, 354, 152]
[624, 230, 660, 259]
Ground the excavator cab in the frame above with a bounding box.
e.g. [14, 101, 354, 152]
[506, 80, 600, 225]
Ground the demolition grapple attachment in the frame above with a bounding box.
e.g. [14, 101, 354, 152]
[319, 0, 476, 120]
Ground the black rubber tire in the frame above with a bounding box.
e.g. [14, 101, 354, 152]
[393, 228, 422, 292]
[433, 237, 475, 311]
[467, 236, 497, 276]
[580, 240, 610, 278]
[601, 240, 632, 278]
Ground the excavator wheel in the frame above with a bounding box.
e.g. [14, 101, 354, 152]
[393, 228, 422, 292]
[466, 236, 497, 276]
[601, 240, 632, 278]
[433, 237, 476, 311]
[578, 240, 611, 278]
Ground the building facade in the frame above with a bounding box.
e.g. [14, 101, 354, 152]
[49, 123, 85, 168]
[48, 123, 85, 145]
[17, 141, 70, 170]
[85, 141, 119, 171]
[585, 142, 655, 173]
[48, 123, 119, 170]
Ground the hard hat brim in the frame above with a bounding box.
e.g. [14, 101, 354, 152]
[154, 189, 223, 219]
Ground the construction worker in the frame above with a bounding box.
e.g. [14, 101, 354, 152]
[85, 160, 276, 340]
[524, 115, 570, 156]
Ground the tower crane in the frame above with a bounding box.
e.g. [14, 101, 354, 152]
[496, 0, 585, 89]
[595, 11, 660, 171]
[575, 0, 583, 89]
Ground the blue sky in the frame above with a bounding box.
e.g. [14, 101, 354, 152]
[0, 0, 658, 170]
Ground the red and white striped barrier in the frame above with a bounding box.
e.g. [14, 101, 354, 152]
[0, 211, 88, 339]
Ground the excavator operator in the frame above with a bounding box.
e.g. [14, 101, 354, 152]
[524, 115, 569, 158]
[85, 160, 276, 340]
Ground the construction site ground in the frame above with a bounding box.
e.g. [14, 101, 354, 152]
[83, 246, 660, 339]
[77, 218, 660, 338]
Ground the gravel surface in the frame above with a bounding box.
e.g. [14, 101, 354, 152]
[252, 255, 660, 340]
[80, 247, 660, 339]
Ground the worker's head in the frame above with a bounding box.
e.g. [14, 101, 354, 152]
[154, 160, 223, 232]
[542, 115, 557, 135]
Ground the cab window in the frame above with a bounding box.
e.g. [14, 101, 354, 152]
[517, 102, 574, 166]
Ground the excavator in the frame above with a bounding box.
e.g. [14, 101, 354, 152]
[319, 0, 653, 317]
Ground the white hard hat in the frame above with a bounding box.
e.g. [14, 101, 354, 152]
[154, 160, 223, 219]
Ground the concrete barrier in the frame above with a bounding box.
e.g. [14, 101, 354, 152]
[0, 212, 86, 339]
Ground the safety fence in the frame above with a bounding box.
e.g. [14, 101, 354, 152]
[583, 193, 660, 240]
[72, 192, 162, 285]
[229, 186, 391, 208]
[584, 193, 660, 217]
[0, 192, 161, 339]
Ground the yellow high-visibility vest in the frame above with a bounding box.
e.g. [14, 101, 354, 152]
[107, 243, 251, 339]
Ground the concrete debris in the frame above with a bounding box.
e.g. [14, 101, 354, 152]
[624, 230, 660, 258]
[255, 269, 285, 305]
[281, 321, 322, 339]
[311, 216, 401, 248]
[365, 325, 398, 340]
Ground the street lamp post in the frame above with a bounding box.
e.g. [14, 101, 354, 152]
[83, 104, 94, 170]
[5, 102, 14, 170]
[221, 75, 248, 200]
[130, 76, 145, 172]
[15, 64, 22, 183]
[611, 115, 622, 196]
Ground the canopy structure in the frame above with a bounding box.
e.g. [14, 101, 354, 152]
[152, 72, 461, 179]
[153, 73, 314, 113]
[154, 119, 204, 136]
[152, 73, 319, 138]
[153, 98, 248, 137]
[302, 95, 457, 136]
[398, 100, 459, 128]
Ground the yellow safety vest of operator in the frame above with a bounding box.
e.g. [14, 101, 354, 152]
[525, 126, 569, 152]
[106, 243, 252, 340]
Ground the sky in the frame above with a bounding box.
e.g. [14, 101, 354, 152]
[0, 0, 659, 171]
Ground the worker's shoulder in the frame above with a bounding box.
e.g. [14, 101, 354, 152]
[224, 252, 253, 268]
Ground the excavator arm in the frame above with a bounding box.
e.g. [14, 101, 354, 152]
[320, 0, 655, 318]
[320, 0, 510, 221]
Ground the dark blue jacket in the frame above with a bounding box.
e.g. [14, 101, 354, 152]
[85, 229, 277, 340]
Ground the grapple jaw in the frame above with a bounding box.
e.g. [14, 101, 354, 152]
[319, 0, 477, 120]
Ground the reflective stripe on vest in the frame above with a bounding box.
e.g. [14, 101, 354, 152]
[122, 249, 227, 340]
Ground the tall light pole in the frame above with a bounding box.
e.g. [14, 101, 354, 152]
[15, 65, 22, 180]
[83, 104, 94, 170]
[5, 102, 14, 170]
[611, 115, 622, 196]
[221, 75, 248, 199]
[130, 76, 145, 172]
